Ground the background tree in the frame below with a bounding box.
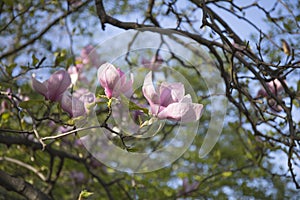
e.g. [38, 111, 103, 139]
[0, 0, 299, 199]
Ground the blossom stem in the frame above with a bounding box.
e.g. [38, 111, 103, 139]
[103, 98, 112, 126]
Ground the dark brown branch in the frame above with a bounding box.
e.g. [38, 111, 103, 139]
[0, 170, 52, 200]
[0, 134, 85, 162]
[146, 0, 160, 26]
[95, 0, 153, 30]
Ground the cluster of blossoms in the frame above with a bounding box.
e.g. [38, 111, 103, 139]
[68, 45, 102, 85]
[256, 78, 287, 112]
[32, 70, 88, 117]
[32, 55, 203, 123]
[141, 55, 163, 71]
[32, 45, 100, 118]
[97, 63, 203, 123]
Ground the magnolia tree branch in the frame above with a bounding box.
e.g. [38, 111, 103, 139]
[0, 170, 52, 200]
[0, 156, 47, 181]
[0, 134, 85, 162]
[41, 99, 129, 150]
[94, 0, 299, 188]
[0, 0, 91, 60]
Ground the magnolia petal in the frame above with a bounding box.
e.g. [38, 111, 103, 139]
[68, 66, 79, 85]
[141, 58, 151, 68]
[79, 92, 95, 104]
[257, 79, 287, 98]
[157, 102, 203, 122]
[32, 77, 48, 98]
[142, 72, 159, 105]
[60, 92, 86, 118]
[181, 94, 193, 103]
[60, 93, 73, 116]
[141, 56, 163, 71]
[72, 97, 86, 117]
[257, 88, 267, 98]
[113, 69, 133, 97]
[150, 55, 163, 70]
[269, 79, 286, 95]
[159, 82, 185, 106]
[149, 104, 162, 116]
[47, 70, 71, 101]
[98, 63, 120, 98]
[104, 64, 120, 89]
[119, 73, 133, 97]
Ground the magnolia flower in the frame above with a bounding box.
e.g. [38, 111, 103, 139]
[256, 79, 287, 113]
[73, 88, 95, 114]
[89, 158, 103, 168]
[141, 55, 163, 71]
[67, 0, 82, 7]
[142, 72, 203, 122]
[257, 79, 286, 98]
[97, 63, 133, 98]
[32, 70, 71, 101]
[178, 178, 200, 196]
[268, 98, 283, 112]
[0, 101, 8, 115]
[70, 171, 85, 184]
[80, 45, 102, 67]
[67, 66, 79, 85]
[60, 92, 86, 118]
[73, 88, 95, 104]
[0, 89, 12, 115]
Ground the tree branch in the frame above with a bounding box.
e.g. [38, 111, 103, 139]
[0, 1, 91, 60]
[0, 170, 52, 200]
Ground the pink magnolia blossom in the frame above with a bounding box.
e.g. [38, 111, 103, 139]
[257, 79, 286, 98]
[71, 62, 90, 84]
[70, 171, 85, 184]
[67, 66, 79, 85]
[89, 157, 103, 169]
[0, 89, 12, 115]
[0, 101, 9, 115]
[32, 70, 71, 101]
[73, 88, 95, 104]
[268, 98, 283, 112]
[60, 92, 86, 118]
[48, 121, 72, 134]
[142, 72, 203, 122]
[256, 79, 287, 112]
[177, 178, 200, 196]
[73, 88, 95, 114]
[141, 55, 163, 71]
[97, 63, 133, 98]
[80, 45, 102, 67]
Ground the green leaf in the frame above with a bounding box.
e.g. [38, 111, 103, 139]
[117, 95, 149, 114]
[127, 147, 139, 152]
[32, 54, 39, 66]
[8, 63, 17, 68]
[3, 0, 14, 6]
[78, 190, 93, 200]
[283, 21, 292, 32]
[66, 57, 74, 68]
[6, 63, 17, 75]
[1, 112, 10, 120]
[21, 65, 29, 70]
[129, 101, 149, 114]
[19, 100, 45, 109]
[222, 171, 232, 177]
